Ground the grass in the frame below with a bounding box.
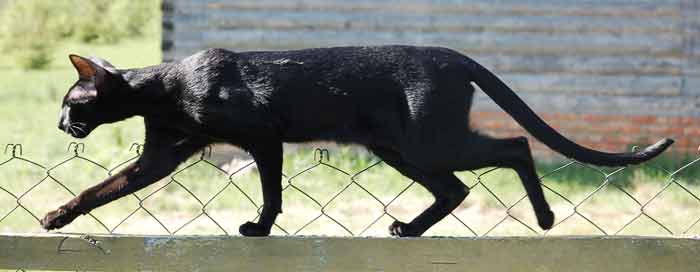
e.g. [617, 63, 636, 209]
[0, 0, 160, 69]
[0, 31, 699, 238]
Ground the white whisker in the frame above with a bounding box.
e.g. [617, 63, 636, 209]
[71, 124, 86, 134]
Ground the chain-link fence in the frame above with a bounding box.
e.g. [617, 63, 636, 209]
[2, 142, 700, 239]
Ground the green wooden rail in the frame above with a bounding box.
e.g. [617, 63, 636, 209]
[1, 234, 699, 271]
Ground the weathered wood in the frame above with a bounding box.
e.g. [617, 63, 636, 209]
[499, 74, 682, 96]
[1, 234, 699, 271]
[162, 0, 700, 117]
[173, 10, 681, 36]
[474, 55, 682, 76]
[471, 91, 700, 116]
[198, 0, 683, 18]
[177, 29, 682, 58]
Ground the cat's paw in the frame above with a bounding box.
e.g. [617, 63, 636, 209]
[239, 221, 271, 237]
[40, 208, 77, 230]
[536, 209, 555, 230]
[388, 221, 422, 237]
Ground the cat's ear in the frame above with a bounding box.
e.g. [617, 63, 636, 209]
[69, 54, 101, 80]
[87, 57, 118, 73]
[69, 54, 120, 96]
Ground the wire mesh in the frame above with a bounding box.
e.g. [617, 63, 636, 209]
[1, 142, 699, 238]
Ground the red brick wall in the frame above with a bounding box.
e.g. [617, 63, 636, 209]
[471, 111, 699, 158]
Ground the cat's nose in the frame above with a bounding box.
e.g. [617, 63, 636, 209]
[58, 106, 70, 132]
[58, 120, 66, 132]
[58, 115, 69, 132]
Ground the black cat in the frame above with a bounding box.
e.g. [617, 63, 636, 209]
[41, 46, 673, 236]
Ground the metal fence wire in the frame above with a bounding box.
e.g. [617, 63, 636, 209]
[1, 142, 700, 238]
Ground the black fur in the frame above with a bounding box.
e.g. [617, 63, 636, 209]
[43, 46, 673, 236]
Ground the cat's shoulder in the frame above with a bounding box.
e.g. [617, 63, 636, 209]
[182, 48, 237, 66]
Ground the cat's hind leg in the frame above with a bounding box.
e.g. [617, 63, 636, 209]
[371, 147, 469, 237]
[456, 134, 554, 230]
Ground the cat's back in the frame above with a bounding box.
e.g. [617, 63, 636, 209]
[179, 46, 468, 81]
[238, 45, 465, 68]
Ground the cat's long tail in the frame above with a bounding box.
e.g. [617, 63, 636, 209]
[465, 57, 673, 167]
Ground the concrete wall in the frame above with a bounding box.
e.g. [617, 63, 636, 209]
[162, 0, 700, 155]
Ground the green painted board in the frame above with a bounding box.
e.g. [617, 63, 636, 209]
[1, 234, 699, 272]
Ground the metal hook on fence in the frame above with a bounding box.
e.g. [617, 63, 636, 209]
[314, 148, 330, 163]
[200, 145, 213, 160]
[4, 144, 22, 158]
[129, 143, 143, 155]
[57, 235, 110, 255]
[67, 142, 85, 155]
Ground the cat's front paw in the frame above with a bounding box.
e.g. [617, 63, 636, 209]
[388, 221, 422, 237]
[239, 221, 271, 237]
[536, 209, 555, 230]
[40, 208, 78, 230]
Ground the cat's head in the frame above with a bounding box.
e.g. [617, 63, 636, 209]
[58, 54, 128, 138]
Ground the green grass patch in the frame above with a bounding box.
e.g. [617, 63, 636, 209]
[0, 0, 160, 69]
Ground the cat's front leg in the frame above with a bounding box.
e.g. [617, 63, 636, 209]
[40, 163, 142, 230]
[239, 142, 283, 236]
[41, 131, 208, 230]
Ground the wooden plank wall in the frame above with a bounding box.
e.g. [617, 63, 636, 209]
[162, 0, 700, 154]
